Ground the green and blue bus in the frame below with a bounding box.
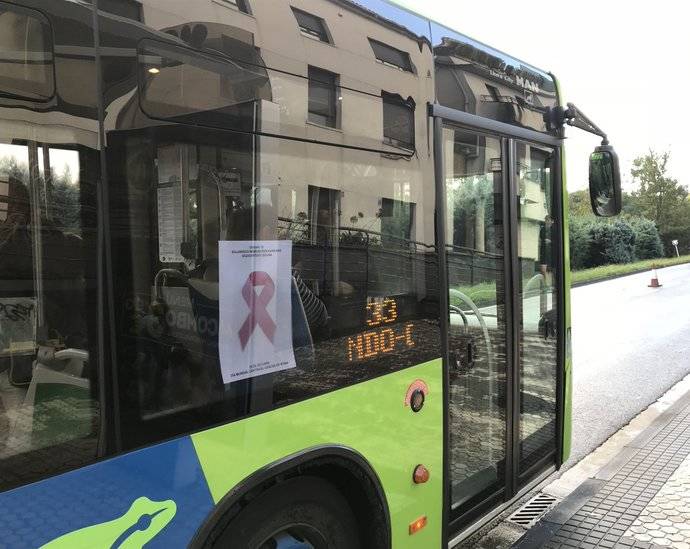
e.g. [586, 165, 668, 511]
[0, 0, 620, 547]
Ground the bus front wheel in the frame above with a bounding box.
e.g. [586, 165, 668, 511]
[212, 476, 362, 549]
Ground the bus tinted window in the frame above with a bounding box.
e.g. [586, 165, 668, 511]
[107, 126, 440, 446]
[0, 1, 100, 492]
[0, 3, 54, 101]
[118, 0, 433, 155]
[0, 143, 100, 491]
[97, 0, 440, 446]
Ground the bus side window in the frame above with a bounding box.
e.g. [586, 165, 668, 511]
[0, 1, 101, 491]
[104, 0, 440, 448]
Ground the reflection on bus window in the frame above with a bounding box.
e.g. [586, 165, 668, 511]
[138, 38, 271, 130]
[516, 142, 558, 474]
[108, 126, 440, 446]
[0, 140, 100, 491]
[0, 3, 54, 101]
[444, 127, 508, 508]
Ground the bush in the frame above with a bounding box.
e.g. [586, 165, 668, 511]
[590, 220, 636, 265]
[630, 218, 664, 260]
[569, 214, 668, 269]
[569, 217, 594, 270]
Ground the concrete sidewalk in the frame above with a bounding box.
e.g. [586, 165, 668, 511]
[514, 385, 690, 549]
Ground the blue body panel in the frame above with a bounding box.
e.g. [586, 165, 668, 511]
[0, 437, 213, 548]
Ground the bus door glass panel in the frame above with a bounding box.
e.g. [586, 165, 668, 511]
[0, 0, 100, 492]
[443, 126, 508, 510]
[515, 141, 559, 477]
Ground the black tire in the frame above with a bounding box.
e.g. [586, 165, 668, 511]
[211, 476, 362, 549]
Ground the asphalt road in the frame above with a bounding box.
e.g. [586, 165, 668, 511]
[568, 262, 690, 466]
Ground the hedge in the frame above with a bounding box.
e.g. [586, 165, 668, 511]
[569, 216, 664, 270]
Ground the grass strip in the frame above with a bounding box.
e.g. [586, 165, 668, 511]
[572, 255, 690, 286]
[449, 255, 690, 306]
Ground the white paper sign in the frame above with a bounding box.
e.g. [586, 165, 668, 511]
[157, 183, 184, 263]
[219, 240, 295, 383]
[157, 145, 185, 263]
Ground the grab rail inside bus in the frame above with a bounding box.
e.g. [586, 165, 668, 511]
[449, 304, 469, 332]
[448, 288, 494, 373]
[524, 272, 549, 317]
[524, 273, 546, 296]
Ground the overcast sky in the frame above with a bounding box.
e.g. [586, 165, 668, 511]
[397, 0, 690, 192]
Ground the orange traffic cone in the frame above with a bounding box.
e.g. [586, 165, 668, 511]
[648, 267, 662, 288]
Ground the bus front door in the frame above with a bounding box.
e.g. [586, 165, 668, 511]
[439, 123, 561, 530]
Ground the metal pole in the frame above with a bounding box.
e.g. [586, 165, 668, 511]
[27, 142, 45, 337]
[42, 145, 52, 221]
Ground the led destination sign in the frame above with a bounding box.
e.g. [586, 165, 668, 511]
[347, 298, 415, 362]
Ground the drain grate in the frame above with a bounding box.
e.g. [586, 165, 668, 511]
[507, 493, 558, 528]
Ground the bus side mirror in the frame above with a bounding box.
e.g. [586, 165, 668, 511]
[589, 144, 622, 217]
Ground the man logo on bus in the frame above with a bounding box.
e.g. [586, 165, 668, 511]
[238, 271, 277, 350]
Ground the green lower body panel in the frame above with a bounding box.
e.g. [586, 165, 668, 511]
[192, 358, 444, 548]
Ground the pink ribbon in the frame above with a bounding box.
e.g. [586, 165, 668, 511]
[238, 271, 277, 350]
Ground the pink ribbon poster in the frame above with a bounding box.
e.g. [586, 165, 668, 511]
[218, 240, 296, 384]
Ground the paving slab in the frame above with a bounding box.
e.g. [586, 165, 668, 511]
[513, 396, 690, 549]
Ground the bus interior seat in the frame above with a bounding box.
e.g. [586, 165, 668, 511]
[5, 349, 91, 454]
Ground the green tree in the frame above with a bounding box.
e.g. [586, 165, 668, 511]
[49, 165, 82, 234]
[568, 190, 593, 218]
[448, 175, 494, 252]
[630, 150, 687, 233]
[629, 218, 663, 260]
[621, 191, 644, 216]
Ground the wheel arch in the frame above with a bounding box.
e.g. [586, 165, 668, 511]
[190, 444, 392, 549]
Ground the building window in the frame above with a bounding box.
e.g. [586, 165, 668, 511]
[382, 92, 415, 150]
[292, 7, 331, 43]
[308, 66, 338, 128]
[486, 84, 501, 102]
[217, 0, 250, 14]
[369, 38, 413, 72]
[380, 198, 415, 247]
[96, 0, 143, 21]
[308, 185, 340, 245]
